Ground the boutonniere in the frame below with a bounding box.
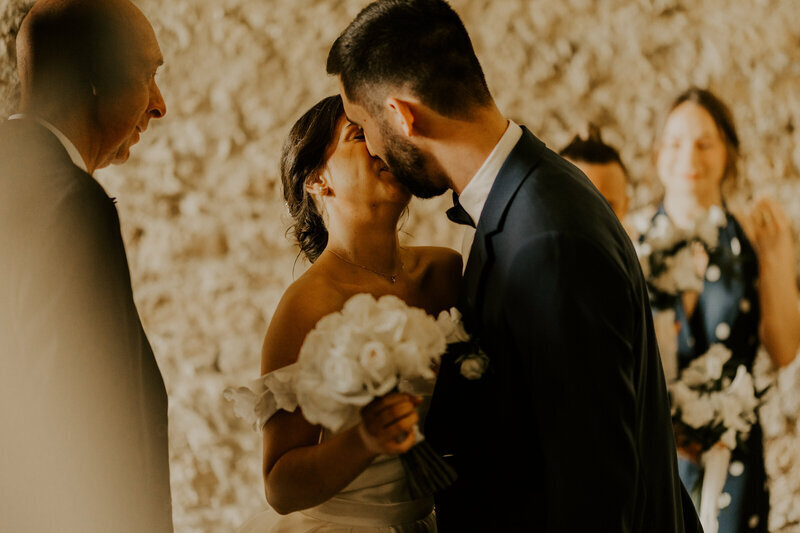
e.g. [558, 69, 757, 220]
[435, 307, 490, 381]
[455, 349, 490, 380]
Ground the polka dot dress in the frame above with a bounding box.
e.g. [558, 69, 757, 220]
[649, 205, 768, 533]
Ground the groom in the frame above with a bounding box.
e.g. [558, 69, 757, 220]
[0, 0, 172, 531]
[328, 1, 702, 531]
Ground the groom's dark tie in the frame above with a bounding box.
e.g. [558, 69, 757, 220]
[446, 192, 476, 228]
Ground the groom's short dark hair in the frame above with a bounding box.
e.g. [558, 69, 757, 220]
[326, 0, 492, 119]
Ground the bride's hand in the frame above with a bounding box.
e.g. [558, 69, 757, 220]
[357, 393, 422, 455]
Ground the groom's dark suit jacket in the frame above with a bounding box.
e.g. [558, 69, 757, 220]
[0, 119, 173, 532]
[426, 128, 702, 532]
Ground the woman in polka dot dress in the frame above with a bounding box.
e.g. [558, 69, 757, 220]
[649, 87, 800, 532]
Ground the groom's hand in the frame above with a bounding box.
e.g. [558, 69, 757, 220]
[358, 393, 421, 455]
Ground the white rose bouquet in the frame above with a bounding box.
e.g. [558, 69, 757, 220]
[636, 206, 726, 382]
[636, 205, 726, 310]
[668, 343, 765, 533]
[225, 293, 479, 498]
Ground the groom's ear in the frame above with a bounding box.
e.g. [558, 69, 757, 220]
[385, 97, 418, 137]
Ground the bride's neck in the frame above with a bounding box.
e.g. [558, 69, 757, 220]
[324, 215, 402, 274]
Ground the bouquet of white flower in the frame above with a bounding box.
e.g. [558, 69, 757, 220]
[668, 343, 764, 533]
[636, 206, 727, 310]
[636, 206, 727, 382]
[225, 293, 476, 498]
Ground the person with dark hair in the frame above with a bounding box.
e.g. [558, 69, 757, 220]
[560, 124, 630, 224]
[0, 1, 171, 531]
[234, 94, 461, 532]
[647, 87, 800, 533]
[327, 1, 702, 532]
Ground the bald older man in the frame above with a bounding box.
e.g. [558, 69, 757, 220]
[0, 1, 172, 531]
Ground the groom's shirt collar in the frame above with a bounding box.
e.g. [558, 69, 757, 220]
[458, 120, 522, 226]
[8, 113, 89, 173]
[456, 119, 522, 259]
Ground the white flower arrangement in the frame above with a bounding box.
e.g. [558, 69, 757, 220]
[669, 343, 765, 533]
[637, 206, 726, 310]
[670, 344, 761, 450]
[225, 293, 481, 497]
[752, 345, 800, 531]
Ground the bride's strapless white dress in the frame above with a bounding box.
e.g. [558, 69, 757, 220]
[235, 379, 437, 533]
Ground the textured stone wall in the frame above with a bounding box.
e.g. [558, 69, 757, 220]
[2, 0, 800, 531]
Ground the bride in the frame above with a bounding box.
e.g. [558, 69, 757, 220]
[236, 95, 461, 532]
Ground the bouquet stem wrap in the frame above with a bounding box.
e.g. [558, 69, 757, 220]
[399, 426, 457, 498]
[699, 445, 731, 533]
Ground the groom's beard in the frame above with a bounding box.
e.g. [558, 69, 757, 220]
[382, 124, 448, 199]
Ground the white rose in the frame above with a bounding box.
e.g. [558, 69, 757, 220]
[407, 308, 447, 357]
[669, 246, 705, 293]
[394, 341, 436, 380]
[669, 380, 699, 413]
[297, 386, 359, 431]
[294, 359, 364, 431]
[711, 392, 748, 433]
[375, 294, 409, 312]
[316, 318, 361, 360]
[323, 355, 365, 397]
[726, 365, 758, 410]
[342, 293, 379, 324]
[759, 397, 787, 439]
[719, 427, 738, 449]
[359, 341, 398, 394]
[680, 364, 709, 388]
[436, 307, 471, 344]
[706, 343, 733, 366]
[372, 307, 409, 345]
[634, 241, 652, 259]
[681, 394, 715, 429]
[778, 364, 800, 416]
[681, 344, 731, 386]
[459, 351, 490, 380]
[648, 214, 678, 250]
[651, 270, 679, 294]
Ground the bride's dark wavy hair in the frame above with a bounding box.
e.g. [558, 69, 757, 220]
[281, 95, 344, 263]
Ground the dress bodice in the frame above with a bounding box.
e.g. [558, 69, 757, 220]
[655, 206, 761, 373]
[649, 206, 768, 532]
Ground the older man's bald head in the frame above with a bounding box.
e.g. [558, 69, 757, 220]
[16, 0, 166, 171]
[18, 0, 146, 108]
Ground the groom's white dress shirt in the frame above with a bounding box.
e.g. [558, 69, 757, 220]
[9, 114, 88, 173]
[456, 120, 522, 264]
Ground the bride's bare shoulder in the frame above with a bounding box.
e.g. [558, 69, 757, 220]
[260, 270, 346, 374]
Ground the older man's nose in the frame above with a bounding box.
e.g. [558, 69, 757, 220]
[149, 81, 166, 119]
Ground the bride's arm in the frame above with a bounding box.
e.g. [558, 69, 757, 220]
[258, 282, 420, 515]
[261, 395, 419, 514]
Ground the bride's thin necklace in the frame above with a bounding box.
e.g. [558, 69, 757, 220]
[327, 248, 403, 284]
